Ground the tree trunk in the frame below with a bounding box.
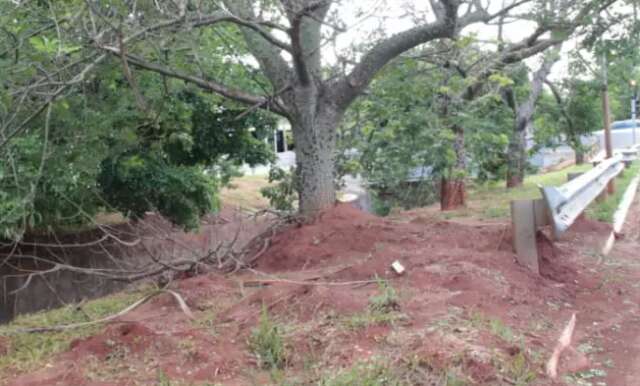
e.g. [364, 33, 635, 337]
[440, 126, 466, 210]
[440, 177, 465, 210]
[575, 148, 585, 165]
[290, 108, 340, 215]
[506, 127, 527, 188]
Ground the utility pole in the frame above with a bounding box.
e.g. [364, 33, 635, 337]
[602, 50, 615, 194]
[632, 80, 637, 145]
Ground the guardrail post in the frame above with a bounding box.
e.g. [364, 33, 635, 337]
[511, 200, 540, 274]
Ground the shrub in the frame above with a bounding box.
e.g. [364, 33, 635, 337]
[260, 166, 298, 211]
[368, 278, 399, 314]
[98, 152, 218, 230]
[248, 306, 287, 369]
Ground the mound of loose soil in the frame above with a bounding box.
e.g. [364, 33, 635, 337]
[256, 203, 385, 271]
[4, 203, 638, 386]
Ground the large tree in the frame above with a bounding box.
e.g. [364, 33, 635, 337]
[0, 0, 531, 215]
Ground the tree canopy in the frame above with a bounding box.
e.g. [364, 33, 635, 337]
[1, 0, 637, 238]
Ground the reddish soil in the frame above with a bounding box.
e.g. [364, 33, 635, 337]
[3, 202, 640, 385]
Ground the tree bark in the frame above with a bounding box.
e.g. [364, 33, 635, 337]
[440, 126, 466, 210]
[290, 105, 341, 215]
[506, 127, 527, 187]
[575, 149, 585, 164]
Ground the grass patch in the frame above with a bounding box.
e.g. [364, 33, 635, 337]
[344, 312, 406, 330]
[368, 277, 400, 314]
[469, 312, 516, 343]
[248, 306, 288, 370]
[317, 359, 403, 386]
[220, 174, 271, 210]
[315, 356, 470, 386]
[0, 286, 152, 375]
[445, 164, 592, 220]
[586, 163, 640, 223]
[497, 350, 537, 386]
[344, 279, 405, 329]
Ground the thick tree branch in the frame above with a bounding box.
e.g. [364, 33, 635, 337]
[117, 32, 148, 113]
[100, 45, 287, 116]
[190, 12, 292, 52]
[331, 1, 460, 109]
[223, 0, 293, 94]
[286, 0, 331, 86]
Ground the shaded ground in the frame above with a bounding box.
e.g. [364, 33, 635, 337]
[570, 194, 640, 386]
[1, 199, 639, 385]
[220, 175, 272, 211]
[0, 206, 271, 323]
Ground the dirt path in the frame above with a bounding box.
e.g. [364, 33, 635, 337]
[563, 191, 640, 386]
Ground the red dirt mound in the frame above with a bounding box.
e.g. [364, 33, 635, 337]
[4, 202, 634, 386]
[256, 203, 387, 271]
[67, 322, 163, 361]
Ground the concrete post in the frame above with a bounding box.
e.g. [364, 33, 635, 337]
[511, 200, 540, 274]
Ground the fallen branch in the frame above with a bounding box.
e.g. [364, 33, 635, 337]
[546, 312, 577, 379]
[3, 289, 194, 334]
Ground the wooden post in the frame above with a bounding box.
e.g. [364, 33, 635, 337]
[602, 67, 615, 194]
[511, 200, 540, 274]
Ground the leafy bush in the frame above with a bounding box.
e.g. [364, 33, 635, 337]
[1, 86, 279, 239]
[260, 166, 299, 211]
[0, 130, 105, 239]
[98, 152, 218, 230]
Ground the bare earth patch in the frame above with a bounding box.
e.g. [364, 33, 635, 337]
[2, 201, 640, 385]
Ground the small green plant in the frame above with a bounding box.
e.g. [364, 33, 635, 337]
[343, 278, 403, 329]
[369, 277, 399, 314]
[488, 318, 515, 343]
[501, 351, 537, 385]
[157, 369, 173, 386]
[248, 306, 287, 369]
[469, 311, 515, 343]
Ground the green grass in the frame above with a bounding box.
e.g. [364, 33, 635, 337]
[0, 286, 152, 375]
[586, 163, 640, 223]
[343, 279, 406, 330]
[443, 164, 593, 220]
[314, 356, 470, 386]
[317, 360, 404, 386]
[368, 277, 399, 314]
[442, 161, 640, 224]
[469, 311, 517, 343]
[220, 174, 271, 210]
[248, 306, 288, 370]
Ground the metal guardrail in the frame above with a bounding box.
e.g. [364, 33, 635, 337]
[540, 155, 625, 236]
[511, 155, 628, 274]
[618, 147, 639, 164]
